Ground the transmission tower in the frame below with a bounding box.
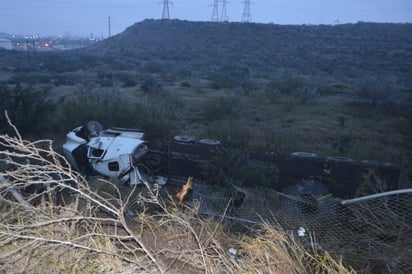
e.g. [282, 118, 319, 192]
[241, 0, 251, 23]
[211, 0, 219, 22]
[162, 0, 172, 19]
[220, 0, 229, 22]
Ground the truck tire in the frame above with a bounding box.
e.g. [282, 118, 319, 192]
[361, 160, 394, 168]
[282, 179, 333, 214]
[85, 121, 103, 138]
[198, 139, 221, 146]
[326, 156, 354, 163]
[290, 152, 319, 159]
[174, 135, 196, 143]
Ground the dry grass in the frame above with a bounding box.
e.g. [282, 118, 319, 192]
[0, 117, 355, 274]
[169, 84, 410, 168]
[238, 223, 355, 274]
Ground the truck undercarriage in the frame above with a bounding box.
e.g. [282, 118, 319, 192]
[62, 121, 400, 200]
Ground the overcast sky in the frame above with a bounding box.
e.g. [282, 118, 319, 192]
[1, 0, 411, 37]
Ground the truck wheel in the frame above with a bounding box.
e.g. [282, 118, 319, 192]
[85, 121, 103, 138]
[326, 156, 354, 163]
[361, 160, 394, 168]
[283, 179, 329, 197]
[281, 179, 332, 214]
[198, 139, 221, 146]
[290, 152, 319, 159]
[174, 135, 196, 143]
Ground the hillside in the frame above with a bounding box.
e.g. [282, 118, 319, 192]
[0, 32, 12, 39]
[89, 19, 412, 81]
[84, 19, 412, 184]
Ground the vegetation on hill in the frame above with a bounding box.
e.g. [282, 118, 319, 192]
[92, 20, 412, 80]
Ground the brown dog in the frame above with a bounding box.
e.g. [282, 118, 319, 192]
[175, 176, 193, 206]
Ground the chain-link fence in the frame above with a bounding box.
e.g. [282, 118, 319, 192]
[191, 183, 412, 273]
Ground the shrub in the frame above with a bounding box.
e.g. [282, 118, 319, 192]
[113, 71, 138, 87]
[265, 75, 305, 95]
[180, 81, 191, 88]
[201, 148, 279, 189]
[141, 77, 163, 94]
[53, 85, 134, 133]
[143, 61, 163, 74]
[0, 83, 55, 136]
[131, 97, 176, 146]
[295, 86, 319, 105]
[209, 65, 251, 89]
[356, 76, 390, 109]
[199, 95, 241, 122]
[52, 84, 178, 145]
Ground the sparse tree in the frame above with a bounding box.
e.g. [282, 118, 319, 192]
[357, 76, 391, 109]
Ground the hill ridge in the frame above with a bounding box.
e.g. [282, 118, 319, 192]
[87, 19, 412, 79]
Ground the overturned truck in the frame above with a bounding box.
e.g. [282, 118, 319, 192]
[62, 121, 150, 185]
[62, 121, 401, 199]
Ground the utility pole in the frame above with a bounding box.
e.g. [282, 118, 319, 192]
[220, 0, 229, 22]
[108, 15, 111, 38]
[241, 0, 251, 23]
[31, 37, 36, 56]
[211, 0, 219, 22]
[162, 0, 171, 19]
[25, 38, 30, 61]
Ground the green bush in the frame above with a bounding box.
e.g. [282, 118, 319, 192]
[201, 148, 279, 189]
[209, 65, 251, 89]
[141, 77, 163, 94]
[8, 73, 54, 86]
[119, 75, 138, 87]
[294, 86, 319, 104]
[131, 98, 176, 146]
[53, 85, 178, 146]
[265, 75, 305, 95]
[55, 87, 132, 132]
[199, 96, 241, 122]
[143, 61, 163, 74]
[0, 83, 55, 136]
[356, 76, 390, 109]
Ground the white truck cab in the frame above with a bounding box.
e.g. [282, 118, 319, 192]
[62, 121, 149, 185]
